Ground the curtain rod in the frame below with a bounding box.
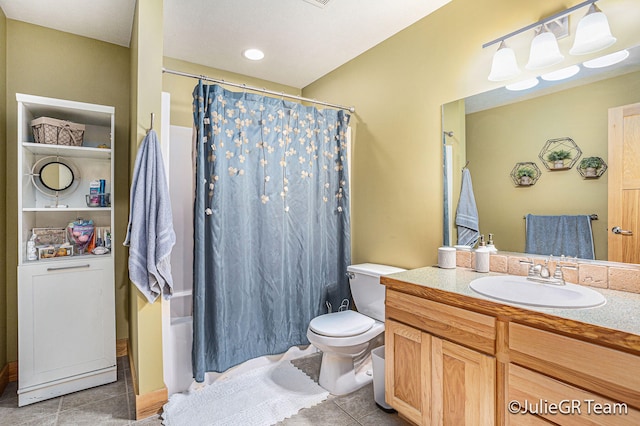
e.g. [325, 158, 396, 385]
[162, 67, 355, 113]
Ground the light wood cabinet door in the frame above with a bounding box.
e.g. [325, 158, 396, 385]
[386, 319, 496, 425]
[432, 337, 496, 426]
[386, 319, 431, 425]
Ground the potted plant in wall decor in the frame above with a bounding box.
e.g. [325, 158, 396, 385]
[516, 167, 537, 186]
[578, 156, 607, 178]
[546, 149, 572, 169]
[510, 162, 541, 187]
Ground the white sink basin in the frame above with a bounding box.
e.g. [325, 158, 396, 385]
[469, 275, 606, 309]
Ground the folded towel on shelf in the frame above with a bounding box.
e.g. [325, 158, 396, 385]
[525, 214, 595, 259]
[123, 129, 176, 302]
[455, 168, 480, 246]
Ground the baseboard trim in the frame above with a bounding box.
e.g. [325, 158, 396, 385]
[128, 341, 168, 420]
[135, 387, 168, 420]
[9, 361, 18, 382]
[0, 364, 9, 396]
[116, 338, 128, 357]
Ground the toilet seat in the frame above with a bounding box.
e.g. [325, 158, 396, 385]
[309, 310, 374, 337]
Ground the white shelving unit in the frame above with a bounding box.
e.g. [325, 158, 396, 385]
[16, 94, 117, 406]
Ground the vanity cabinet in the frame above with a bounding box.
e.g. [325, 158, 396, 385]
[385, 290, 496, 425]
[506, 323, 640, 425]
[16, 94, 116, 406]
[383, 271, 640, 426]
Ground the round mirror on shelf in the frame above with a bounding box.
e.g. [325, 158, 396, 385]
[31, 156, 80, 199]
[39, 161, 74, 191]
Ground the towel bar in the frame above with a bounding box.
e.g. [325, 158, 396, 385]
[523, 214, 598, 220]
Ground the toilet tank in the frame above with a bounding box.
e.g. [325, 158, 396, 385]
[347, 263, 406, 322]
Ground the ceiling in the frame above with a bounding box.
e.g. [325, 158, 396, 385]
[0, 0, 451, 89]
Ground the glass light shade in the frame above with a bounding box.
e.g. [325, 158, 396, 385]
[506, 78, 539, 91]
[541, 65, 581, 81]
[583, 49, 629, 68]
[526, 28, 564, 70]
[569, 4, 616, 55]
[488, 41, 521, 81]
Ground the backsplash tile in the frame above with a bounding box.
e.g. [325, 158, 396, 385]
[609, 267, 640, 294]
[578, 264, 608, 288]
[490, 255, 508, 273]
[454, 250, 640, 294]
[456, 251, 472, 269]
[507, 256, 530, 276]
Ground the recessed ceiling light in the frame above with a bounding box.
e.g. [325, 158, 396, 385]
[506, 78, 540, 91]
[541, 65, 581, 81]
[583, 50, 630, 69]
[243, 48, 265, 61]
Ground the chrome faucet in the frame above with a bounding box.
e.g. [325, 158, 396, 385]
[520, 255, 576, 286]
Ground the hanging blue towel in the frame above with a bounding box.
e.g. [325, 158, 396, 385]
[525, 214, 595, 259]
[123, 130, 176, 302]
[455, 168, 480, 246]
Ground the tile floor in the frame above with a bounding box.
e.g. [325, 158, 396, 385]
[1, 353, 410, 425]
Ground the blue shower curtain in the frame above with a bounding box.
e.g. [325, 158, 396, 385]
[192, 83, 352, 380]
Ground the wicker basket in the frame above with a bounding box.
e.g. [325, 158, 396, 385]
[31, 117, 85, 146]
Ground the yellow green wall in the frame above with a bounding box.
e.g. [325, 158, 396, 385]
[466, 71, 640, 260]
[128, 0, 165, 395]
[302, 0, 640, 269]
[1, 6, 7, 370]
[4, 20, 131, 363]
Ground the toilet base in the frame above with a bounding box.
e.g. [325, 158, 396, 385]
[318, 350, 374, 396]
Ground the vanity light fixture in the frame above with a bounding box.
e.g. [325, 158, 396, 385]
[242, 48, 265, 61]
[569, 4, 616, 55]
[488, 41, 521, 81]
[505, 77, 539, 91]
[483, 0, 616, 81]
[526, 25, 564, 70]
[541, 64, 581, 81]
[583, 49, 629, 68]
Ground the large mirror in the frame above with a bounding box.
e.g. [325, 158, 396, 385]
[443, 44, 640, 263]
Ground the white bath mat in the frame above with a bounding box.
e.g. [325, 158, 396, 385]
[161, 360, 329, 426]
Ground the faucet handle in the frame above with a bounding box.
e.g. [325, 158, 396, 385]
[519, 258, 536, 276]
[553, 262, 577, 281]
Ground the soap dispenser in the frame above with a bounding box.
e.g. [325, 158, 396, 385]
[475, 234, 490, 273]
[487, 233, 498, 253]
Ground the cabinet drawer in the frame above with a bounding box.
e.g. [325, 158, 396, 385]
[508, 364, 640, 425]
[509, 323, 640, 409]
[386, 289, 496, 354]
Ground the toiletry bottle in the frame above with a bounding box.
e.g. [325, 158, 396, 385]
[475, 235, 490, 273]
[487, 233, 498, 253]
[27, 233, 38, 261]
[96, 227, 103, 247]
[105, 230, 112, 250]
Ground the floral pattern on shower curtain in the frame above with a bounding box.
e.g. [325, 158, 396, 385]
[192, 83, 351, 379]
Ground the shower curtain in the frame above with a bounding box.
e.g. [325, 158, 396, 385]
[192, 83, 351, 380]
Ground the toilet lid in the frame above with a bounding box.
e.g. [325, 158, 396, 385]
[309, 310, 375, 337]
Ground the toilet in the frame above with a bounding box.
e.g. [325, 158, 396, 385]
[307, 263, 406, 395]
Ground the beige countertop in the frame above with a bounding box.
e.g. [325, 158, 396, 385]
[382, 266, 640, 346]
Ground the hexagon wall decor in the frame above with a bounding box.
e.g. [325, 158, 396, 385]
[538, 137, 582, 171]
